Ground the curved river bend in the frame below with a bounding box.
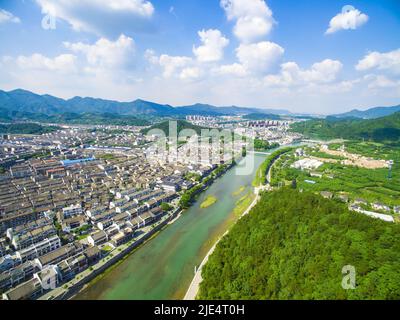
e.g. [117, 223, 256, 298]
[75, 153, 267, 300]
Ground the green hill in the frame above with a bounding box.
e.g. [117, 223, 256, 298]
[334, 105, 400, 119]
[243, 113, 282, 120]
[291, 112, 400, 142]
[199, 188, 400, 300]
[141, 120, 207, 136]
[0, 108, 150, 126]
[0, 123, 59, 134]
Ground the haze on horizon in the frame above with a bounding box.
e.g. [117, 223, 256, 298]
[0, 0, 399, 114]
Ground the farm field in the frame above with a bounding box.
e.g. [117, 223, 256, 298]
[271, 141, 400, 211]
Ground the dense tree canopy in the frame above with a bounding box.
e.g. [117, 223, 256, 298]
[199, 188, 400, 300]
[253, 138, 279, 151]
[290, 112, 400, 142]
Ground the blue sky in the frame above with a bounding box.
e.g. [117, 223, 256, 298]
[0, 0, 399, 114]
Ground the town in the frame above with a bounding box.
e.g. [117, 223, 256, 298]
[0, 116, 301, 300]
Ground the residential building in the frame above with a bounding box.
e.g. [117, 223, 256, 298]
[15, 236, 62, 263]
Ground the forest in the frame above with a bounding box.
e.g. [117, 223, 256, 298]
[290, 112, 400, 142]
[0, 123, 59, 134]
[199, 188, 400, 300]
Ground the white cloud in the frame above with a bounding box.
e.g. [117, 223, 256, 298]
[236, 41, 284, 74]
[215, 63, 247, 77]
[179, 67, 202, 80]
[15, 53, 77, 73]
[0, 9, 21, 24]
[220, 0, 274, 43]
[356, 49, 400, 74]
[193, 29, 229, 63]
[36, 0, 154, 36]
[364, 74, 400, 89]
[326, 7, 368, 34]
[158, 54, 193, 78]
[64, 34, 135, 71]
[144, 49, 159, 65]
[265, 59, 343, 87]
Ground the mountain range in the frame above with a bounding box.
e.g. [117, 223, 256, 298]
[0, 89, 291, 118]
[333, 105, 400, 119]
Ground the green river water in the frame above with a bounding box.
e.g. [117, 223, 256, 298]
[75, 153, 267, 300]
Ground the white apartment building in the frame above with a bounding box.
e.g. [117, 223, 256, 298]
[15, 236, 61, 263]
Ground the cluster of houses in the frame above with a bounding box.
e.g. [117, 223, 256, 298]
[318, 191, 399, 223]
[0, 141, 221, 300]
[0, 124, 230, 300]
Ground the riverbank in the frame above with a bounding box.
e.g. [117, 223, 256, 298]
[184, 184, 261, 300]
[74, 154, 266, 300]
[40, 208, 182, 300]
[52, 162, 240, 300]
[184, 148, 289, 300]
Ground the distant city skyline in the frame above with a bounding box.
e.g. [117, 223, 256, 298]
[0, 0, 399, 114]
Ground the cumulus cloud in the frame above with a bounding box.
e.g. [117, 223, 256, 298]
[0, 8, 21, 24]
[36, 0, 155, 36]
[144, 49, 159, 65]
[215, 63, 247, 77]
[158, 54, 193, 78]
[326, 6, 368, 34]
[220, 0, 274, 43]
[193, 29, 229, 62]
[145, 50, 203, 81]
[265, 59, 343, 87]
[236, 41, 284, 74]
[64, 34, 135, 72]
[356, 49, 400, 75]
[15, 53, 77, 73]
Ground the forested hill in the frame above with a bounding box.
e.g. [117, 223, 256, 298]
[0, 123, 59, 134]
[290, 112, 400, 142]
[141, 120, 207, 136]
[0, 109, 150, 126]
[199, 188, 400, 300]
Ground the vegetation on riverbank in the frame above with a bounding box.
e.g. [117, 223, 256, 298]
[232, 186, 245, 197]
[252, 147, 293, 187]
[199, 188, 400, 300]
[179, 184, 205, 209]
[180, 164, 230, 209]
[200, 195, 218, 209]
[253, 138, 280, 151]
[232, 191, 255, 217]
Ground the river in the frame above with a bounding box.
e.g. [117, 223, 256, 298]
[75, 153, 267, 300]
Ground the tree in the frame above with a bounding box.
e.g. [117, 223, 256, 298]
[160, 202, 172, 211]
[198, 188, 400, 300]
